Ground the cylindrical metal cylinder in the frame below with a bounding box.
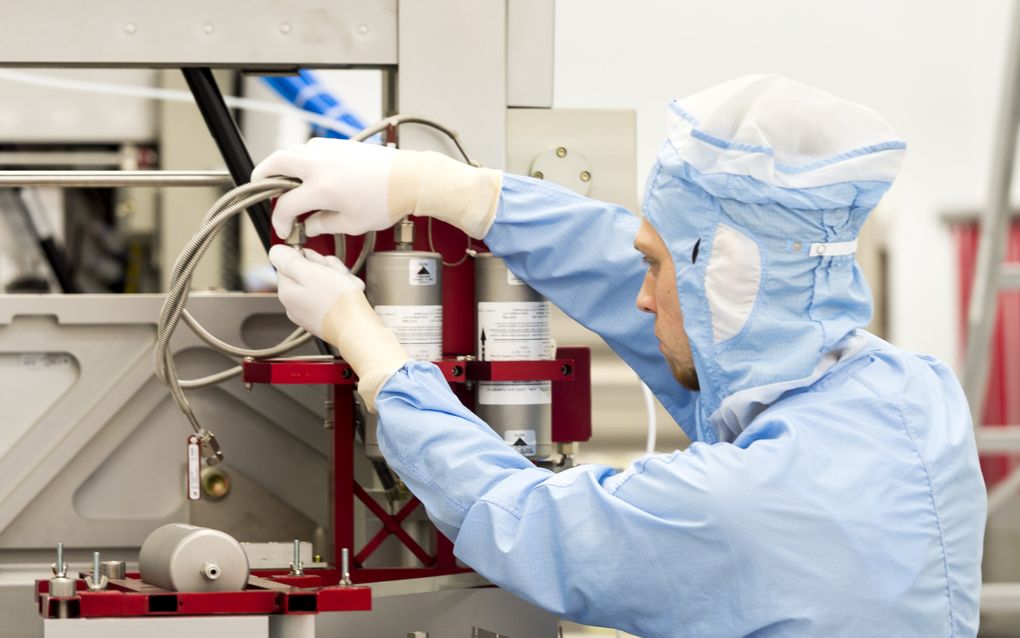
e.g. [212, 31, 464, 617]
[48, 576, 76, 598]
[364, 249, 443, 460]
[474, 253, 553, 460]
[48, 576, 76, 619]
[139, 524, 249, 592]
[100, 561, 127, 580]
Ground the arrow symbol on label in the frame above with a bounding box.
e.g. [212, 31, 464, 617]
[480, 329, 487, 360]
[417, 265, 430, 276]
[512, 438, 526, 447]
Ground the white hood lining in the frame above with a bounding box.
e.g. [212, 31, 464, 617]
[705, 224, 761, 343]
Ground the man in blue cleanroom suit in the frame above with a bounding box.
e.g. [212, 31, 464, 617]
[255, 75, 986, 637]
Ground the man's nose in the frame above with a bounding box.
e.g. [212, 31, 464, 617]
[636, 274, 655, 314]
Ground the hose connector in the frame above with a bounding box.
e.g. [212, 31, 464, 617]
[394, 217, 415, 250]
[198, 429, 224, 466]
[286, 221, 307, 249]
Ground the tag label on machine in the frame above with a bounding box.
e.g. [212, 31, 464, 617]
[187, 435, 201, 501]
[408, 258, 438, 286]
[375, 305, 442, 361]
[506, 269, 525, 286]
[504, 430, 537, 457]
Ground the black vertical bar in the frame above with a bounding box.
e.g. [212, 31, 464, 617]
[182, 67, 332, 356]
[4, 189, 79, 293]
[181, 67, 274, 250]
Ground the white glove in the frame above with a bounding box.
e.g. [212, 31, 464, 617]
[269, 244, 410, 412]
[252, 138, 503, 241]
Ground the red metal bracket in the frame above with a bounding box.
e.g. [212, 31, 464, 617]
[242, 358, 577, 385]
[240, 347, 591, 585]
[353, 487, 430, 566]
[35, 574, 370, 618]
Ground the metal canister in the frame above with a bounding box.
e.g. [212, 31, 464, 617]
[474, 253, 553, 460]
[138, 523, 249, 592]
[363, 249, 443, 459]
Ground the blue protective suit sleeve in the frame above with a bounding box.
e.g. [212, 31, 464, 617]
[483, 173, 696, 431]
[372, 175, 713, 634]
[375, 362, 729, 636]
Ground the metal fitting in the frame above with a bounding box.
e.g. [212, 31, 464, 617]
[286, 221, 307, 248]
[100, 561, 126, 580]
[48, 576, 76, 598]
[339, 547, 352, 586]
[200, 466, 231, 500]
[394, 218, 415, 249]
[48, 575, 77, 618]
[289, 539, 304, 576]
[201, 562, 222, 581]
[199, 429, 224, 466]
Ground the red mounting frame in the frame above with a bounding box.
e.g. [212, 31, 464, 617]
[35, 572, 370, 618]
[241, 346, 591, 584]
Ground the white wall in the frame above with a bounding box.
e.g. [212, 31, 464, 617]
[553, 0, 1014, 369]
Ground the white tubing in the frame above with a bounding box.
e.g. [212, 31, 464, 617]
[641, 381, 657, 455]
[0, 69, 361, 138]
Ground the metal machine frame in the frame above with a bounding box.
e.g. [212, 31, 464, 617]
[0, 1, 587, 632]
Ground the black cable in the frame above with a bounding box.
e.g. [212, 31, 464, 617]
[181, 68, 274, 249]
[181, 67, 331, 356]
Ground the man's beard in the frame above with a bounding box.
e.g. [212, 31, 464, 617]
[670, 359, 700, 392]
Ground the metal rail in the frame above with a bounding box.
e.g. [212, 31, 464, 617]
[0, 170, 232, 187]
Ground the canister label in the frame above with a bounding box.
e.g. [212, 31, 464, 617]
[480, 380, 551, 405]
[477, 301, 551, 405]
[375, 305, 442, 361]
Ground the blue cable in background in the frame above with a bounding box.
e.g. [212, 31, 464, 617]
[261, 70, 366, 138]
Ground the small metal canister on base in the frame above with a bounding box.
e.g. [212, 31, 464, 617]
[138, 523, 249, 592]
